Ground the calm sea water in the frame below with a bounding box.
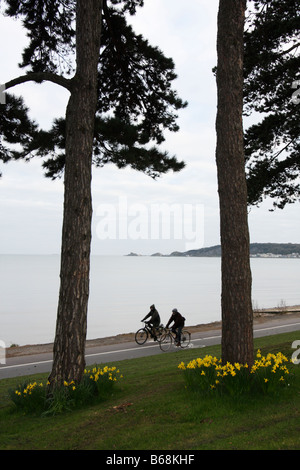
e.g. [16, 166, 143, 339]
[0, 255, 299, 346]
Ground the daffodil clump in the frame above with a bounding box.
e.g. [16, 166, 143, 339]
[82, 366, 123, 400]
[178, 350, 293, 396]
[11, 381, 46, 413]
[9, 365, 123, 415]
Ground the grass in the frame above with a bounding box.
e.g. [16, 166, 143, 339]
[0, 331, 300, 450]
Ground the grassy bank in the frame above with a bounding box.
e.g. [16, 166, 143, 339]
[0, 331, 300, 450]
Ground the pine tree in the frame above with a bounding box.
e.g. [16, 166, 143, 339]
[216, 0, 254, 366]
[1, 0, 187, 388]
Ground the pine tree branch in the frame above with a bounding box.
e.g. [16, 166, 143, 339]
[5, 72, 72, 92]
[279, 42, 300, 57]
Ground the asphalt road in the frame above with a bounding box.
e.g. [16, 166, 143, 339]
[1, 317, 300, 380]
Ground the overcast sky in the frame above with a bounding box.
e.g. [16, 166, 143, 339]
[0, 0, 299, 256]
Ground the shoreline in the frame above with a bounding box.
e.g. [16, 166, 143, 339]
[6, 305, 300, 358]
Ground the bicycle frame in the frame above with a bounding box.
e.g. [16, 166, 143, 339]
[142, 323, 153, 336]
[135, 322, 166, 345]
[159, 328, 191, 351]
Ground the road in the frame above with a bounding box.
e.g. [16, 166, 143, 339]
[1, 316, 300, 380]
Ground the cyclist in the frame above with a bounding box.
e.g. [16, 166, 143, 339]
[141, 304, 161, 341]
[166, 308, 185, 346]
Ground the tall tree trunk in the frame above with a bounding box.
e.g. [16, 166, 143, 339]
[215, 0, 254, 366]
[48, 0, 102, 389]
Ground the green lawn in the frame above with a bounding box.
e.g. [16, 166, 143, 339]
[0, 331, 300, 450]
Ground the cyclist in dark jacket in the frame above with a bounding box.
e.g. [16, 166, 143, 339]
[166, 308, 185, 346]
[141, 304, 161, 340]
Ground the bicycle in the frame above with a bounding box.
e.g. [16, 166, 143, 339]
[159, 328, 191, 351]
[135, 322, 166, 345]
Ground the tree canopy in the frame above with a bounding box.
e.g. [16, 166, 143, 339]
[1, 0, 187, 179]
[244, 0, 300, 209]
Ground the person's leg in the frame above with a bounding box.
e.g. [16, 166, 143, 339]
[152, 325, 158, 340]
[149, 323, 158, 340]
[176, 326, 182, 346]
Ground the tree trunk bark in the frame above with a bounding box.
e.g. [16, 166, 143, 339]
[215, 0, 254, 366]
[48, 0, 102, 389]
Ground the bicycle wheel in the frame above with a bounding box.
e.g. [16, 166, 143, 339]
[135, 328, 148, 345]
[180, 330, 191, 348]
[159, 332, 173, 351]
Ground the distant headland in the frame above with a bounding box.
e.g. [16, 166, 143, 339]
[126, 243, 300, 258]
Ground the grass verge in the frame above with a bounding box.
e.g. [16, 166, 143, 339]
[0, 331, 300, 450]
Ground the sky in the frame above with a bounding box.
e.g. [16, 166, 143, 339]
[0, 0, 299, 256]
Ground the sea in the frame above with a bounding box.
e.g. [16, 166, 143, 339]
[0, 254, 299, 346]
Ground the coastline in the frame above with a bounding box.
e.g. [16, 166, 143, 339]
[6, 305, 300, 358]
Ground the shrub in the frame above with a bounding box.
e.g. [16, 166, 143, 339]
[10, 381, 46, 414]
[179, 350, 293, 396]
[9, 365, 123, 415]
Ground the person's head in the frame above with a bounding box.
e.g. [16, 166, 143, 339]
[150, 304, 155, 310]
[172, 308, 178, 315]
